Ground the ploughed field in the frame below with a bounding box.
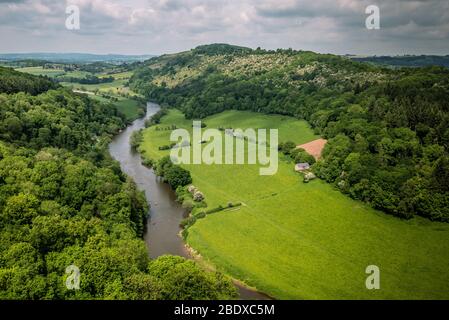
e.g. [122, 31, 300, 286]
[140, 109, 449, 300]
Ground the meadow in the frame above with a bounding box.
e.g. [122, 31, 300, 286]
[140, 109, 449, 300]
[15, 66, 65, 77]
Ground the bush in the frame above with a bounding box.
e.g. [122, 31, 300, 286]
[195, 212, 206, 219]
[130, 130, 143, 149]
[182, 199, 194, 212]
[180, 216, 196, 228]
[193, 191, 205, 202]
[278, 141, 297, 155]
[141, 157, 154, 168]
[164, 166, 192, 189]
[291, 148, 316, 165]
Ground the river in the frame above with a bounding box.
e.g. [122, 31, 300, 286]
[108, 102, 270, 300]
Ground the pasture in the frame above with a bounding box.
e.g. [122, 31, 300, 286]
[127, 109, 449, 299]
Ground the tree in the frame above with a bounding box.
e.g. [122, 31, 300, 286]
[148, 256, 238, 300]
[1, 193, 39, 225]
[278, 141, 297, 155]
[164, 165, 192, 189]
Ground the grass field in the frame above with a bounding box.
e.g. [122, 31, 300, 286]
[15, 66, 65, 77]
[140, 109, 449, 300]
[88, 95, 143, 121]
[101, 71, 133, 80]
[114, 98, 144, 120]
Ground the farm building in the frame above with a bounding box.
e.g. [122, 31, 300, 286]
[295, 163, 310, 172]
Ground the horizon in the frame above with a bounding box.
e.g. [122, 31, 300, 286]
[1, 46, 449, 58]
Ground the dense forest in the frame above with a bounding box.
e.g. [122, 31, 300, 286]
[0, 67, 57, 95]
[352, 55, 449, 68]
[0, 67, 237, 299]
[130, 44, 449, 221]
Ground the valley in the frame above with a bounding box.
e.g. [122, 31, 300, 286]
[139, 108, 449, 300]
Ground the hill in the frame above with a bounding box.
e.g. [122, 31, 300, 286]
[130, 44, 449, 222]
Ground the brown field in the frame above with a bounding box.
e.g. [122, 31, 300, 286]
[297, 138, 327, 159]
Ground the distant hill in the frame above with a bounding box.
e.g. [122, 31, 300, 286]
[351, 55, 449, 68]
[0, 53, 155, 63]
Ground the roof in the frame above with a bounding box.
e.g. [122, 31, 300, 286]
[295, 163, 310, 171]
[296, 163, 310, 167]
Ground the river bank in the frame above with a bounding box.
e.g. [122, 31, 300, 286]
[109, 102, 270, 300]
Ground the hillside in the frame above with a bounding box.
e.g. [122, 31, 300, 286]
[0, 66, 57, 95]
[130, 44, 449, 222]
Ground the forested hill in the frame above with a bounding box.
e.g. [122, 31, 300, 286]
[0, 66, 57, 95]
[0, 67, 237, 299]
[130, 43, 449, 221]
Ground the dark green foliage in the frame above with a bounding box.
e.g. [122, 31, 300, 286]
[56, 74, 114, 85]
[192, 44, 252, 56]
[145, 108, 168, 127]
[130, 130, 143, 149]
[148, 256, 238, 300]
[278, 141, 297, 156]
[352, 55, 449, 68]
[291, 148, 316, 165]
[155, 156, 192, 189]
[0, 66, 57, 95]
[0, 88, 125, 157]
[0, 71, 237, 300]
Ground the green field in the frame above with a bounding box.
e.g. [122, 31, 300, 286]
[61, 79, 127, 92]
[15, 66, 65, 77]
[140, 109, 449, 300]
[102, 71, 133, 80]
[87, 95, 143, 121]
[114, 98, 144, 120]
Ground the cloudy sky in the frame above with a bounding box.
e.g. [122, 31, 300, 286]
[0, 0, 448, 55]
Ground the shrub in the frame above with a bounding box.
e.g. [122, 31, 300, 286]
[193, 191, 205, 202]
[141, 157, 154, 168]
[130, 130, 143, 149]
[182, 199, 194, 212]
[165, 166, 192, 189]
[278, 141, 297, 155]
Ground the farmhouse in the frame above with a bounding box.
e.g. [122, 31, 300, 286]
[295, 163, 310, 172]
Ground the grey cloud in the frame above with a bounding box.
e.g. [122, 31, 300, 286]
[0, 0, 448, 55]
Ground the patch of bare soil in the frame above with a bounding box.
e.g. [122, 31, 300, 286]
[297, 138, 328, 160]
